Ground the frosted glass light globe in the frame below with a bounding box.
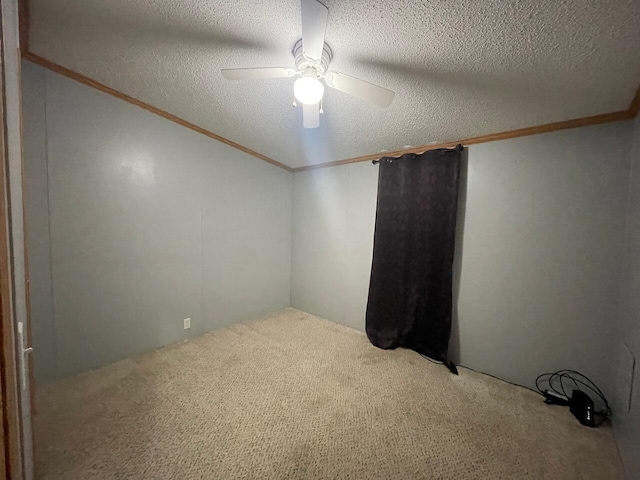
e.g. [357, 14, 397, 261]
[294, 76, 324, 105]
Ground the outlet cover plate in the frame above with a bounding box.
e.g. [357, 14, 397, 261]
[183, 318, 191, 330]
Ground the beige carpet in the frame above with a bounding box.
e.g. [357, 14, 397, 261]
[35, 308, 624, 479]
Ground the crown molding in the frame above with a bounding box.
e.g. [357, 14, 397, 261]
[21, 52, 293, 172]
[629, 84, 640, 118]
[18, 0, 29, 55]
[25, 50, 637, 175]
[292, 108, 636, 172]
[18, 0, 639, 174]
[17, 1, 291, 172]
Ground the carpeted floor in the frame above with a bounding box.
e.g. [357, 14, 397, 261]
[35, 308, 624, 479]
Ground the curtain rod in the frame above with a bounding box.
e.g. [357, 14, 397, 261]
[372, 144, 464, 164]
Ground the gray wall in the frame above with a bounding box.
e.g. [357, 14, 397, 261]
[22, 61, 292, 382]
[23, 62, 56, 382]
[614, 114, 640, 477]
[292, 121, 633, 395]
[291, 163, 379, 332]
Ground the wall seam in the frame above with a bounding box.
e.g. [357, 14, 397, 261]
[617, 122, 636, 354]
[288, 171, 296, 308]
[42, 67, 59, 381]
[612, 114, 639, 480]
[199, 148, 205, 334]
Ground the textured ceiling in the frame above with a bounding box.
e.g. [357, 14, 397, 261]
[29, 0, 640, 168]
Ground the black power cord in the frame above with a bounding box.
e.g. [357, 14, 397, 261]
[419, 353, 543, 396]
[419, 355, 611, 427]
[536, 370, 611, 425]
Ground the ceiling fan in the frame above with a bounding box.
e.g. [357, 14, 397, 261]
[221, 0, 395, 129]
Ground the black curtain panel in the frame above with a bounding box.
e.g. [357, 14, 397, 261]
[366, 146, 462, 374]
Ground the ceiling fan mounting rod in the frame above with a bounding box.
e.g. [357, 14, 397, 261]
[292, 38, 332, 74]
[220, 0, 395, 129]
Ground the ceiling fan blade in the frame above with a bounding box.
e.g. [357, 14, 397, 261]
[303, 102, 320, 129]
[301, 0, 328, 61]
[221, 67, 297, 81]
[325, 71, 395, 108]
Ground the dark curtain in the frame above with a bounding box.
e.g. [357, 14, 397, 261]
[366, 146, 462, 373]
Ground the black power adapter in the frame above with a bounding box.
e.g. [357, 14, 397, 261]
[543, 390, 570, 406]
[536, 370, 611, 428]
[570, 390, 595, 427]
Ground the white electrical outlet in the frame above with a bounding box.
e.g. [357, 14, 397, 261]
[183, 318, 191, 330]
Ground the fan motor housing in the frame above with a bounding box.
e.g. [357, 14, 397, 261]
[292, 39, 332, 75]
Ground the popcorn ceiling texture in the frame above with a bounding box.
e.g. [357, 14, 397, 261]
[29, 0, 640, 168]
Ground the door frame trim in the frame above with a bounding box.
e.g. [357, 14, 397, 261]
[0, 0, 31, 477]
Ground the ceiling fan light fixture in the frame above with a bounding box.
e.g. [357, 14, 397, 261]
[294, 76, 324, 105]
[220, 0, 396, 128]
